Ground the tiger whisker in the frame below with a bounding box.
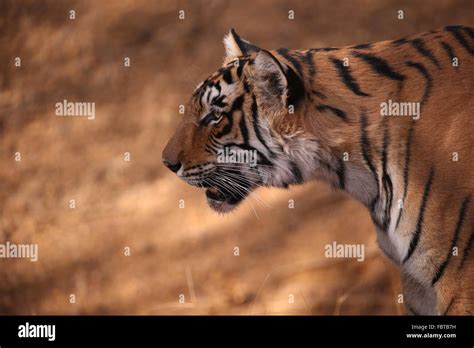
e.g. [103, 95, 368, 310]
[213, 172, 271, 209]
[206, 176, 260, 219]
[214, 170, 276, 206]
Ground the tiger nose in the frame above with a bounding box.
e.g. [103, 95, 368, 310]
[162, 159, 182, 173]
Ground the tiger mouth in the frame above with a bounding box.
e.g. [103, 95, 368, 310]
[204, 186, 249, 213]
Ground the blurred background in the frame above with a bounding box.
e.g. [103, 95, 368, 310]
[0, 0, 472, 315]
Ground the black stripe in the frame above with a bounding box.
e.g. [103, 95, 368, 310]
[243, 80, 251, 93]
[316, 104, 347, 121]
[236, 59, 247, 78]
[301, 50, 316, 81]
[443, 296, 456, 315]
[214, 82, 221, 93]
[353, 52, 405, 81]
[276, 48, 304, 77]
[204, 143, 215, 155]
[251, 94, 275, 158]
[331, 57, 370, 97]
[381, 122, 393, 232]
[445, 26, 474, 56]
[360, 112, 379, 189]
[359, 112, 380, 216]
[215, 95, 244, 138]
[395, 125, 414, 230]
[212, 95, 227, 108]
[205, 134, 223, 154]
[459, 228, 474, 270]
[271, 50, 306, 108]
[285, 63, 306, 108]
[392, 37, 408, 46]
[411, 38, 441, 69]
[198, 93, 203, 108]
[222, 68, 233, 84]
[405, 61, 432, 106]
[301, 50, 317, 103]
[316, 158, 345, 191]
[336, 157, 345, 190]
[403, 168, 435, 263]
[432, 196, 471, 285]
[239, 113, 249, 145]
[201, 112, 219, 127]
[197, 85, 206, 109]
[440, 41, 457, 64]
[270, 49, 307, 108]
[463, 26, 474, 39]
[208, 134, 220, 148]
[205, 85, 214, 104]
[208, 135, 223, 153]
[351, 43, 373, 49]
[290, 161, 303, 184]
[310, 47, 339, 52]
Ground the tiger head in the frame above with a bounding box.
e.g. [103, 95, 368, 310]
[162, 29, 318, 213]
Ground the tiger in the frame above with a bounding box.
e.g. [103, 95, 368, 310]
[162, 27, 474, 315]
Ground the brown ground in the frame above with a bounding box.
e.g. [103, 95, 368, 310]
[0, 0, 472, 315]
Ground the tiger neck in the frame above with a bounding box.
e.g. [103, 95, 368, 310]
[281, 51, 404, 239]
[286, 88, 381, 203]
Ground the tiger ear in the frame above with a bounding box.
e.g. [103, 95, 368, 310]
[247, 50, 289, 115]
[223, 29, 260, 59]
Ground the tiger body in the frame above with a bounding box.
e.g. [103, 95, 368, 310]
[162, 26, 474, 315]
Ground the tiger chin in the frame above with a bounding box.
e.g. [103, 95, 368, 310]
[163, 27, 474, 315]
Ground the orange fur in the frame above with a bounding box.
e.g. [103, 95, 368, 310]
[163, 27, 474, 314]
